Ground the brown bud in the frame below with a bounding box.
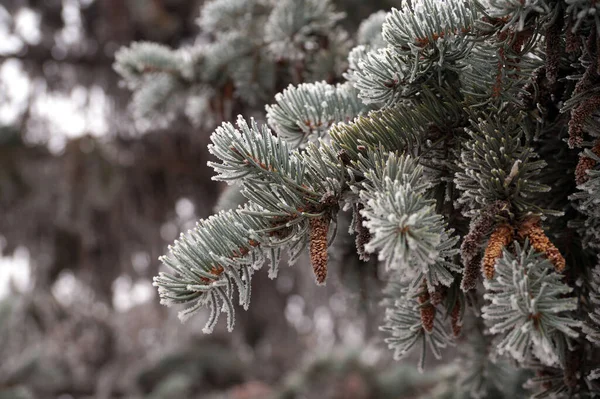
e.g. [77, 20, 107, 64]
[200, 264, 225, 284]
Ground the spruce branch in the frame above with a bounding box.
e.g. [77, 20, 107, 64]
[266, 81, 365, 149]
[329, 87, 464, 162]
[570, 151, 600, 251]
[459, 37, 542, 103]
[199, 31, 257, 84]
[198, 0, 264, 34]
[153, 206, 268, 331]
[155, 115, 351, 331]
[351, 47, 416, 105]
[381, 284, 454, 372]
[524, 359, 600, 398]
[354, 151, 460, 293]
[482, 241, 581, 366]
[357, 11, 388, 49]
[328, 104, 423, 159]
[209, 116, 346, 242]
[584, 261, 600, 348]
[383, 0, 475, 58]
[114, 42, 191, 86]
[124, 0, 600, 394]
[565, 0, 600, 34]
[582, 262, 600, 393]
[114, 42, 193, 120]
[455, 115, 552, 216]
[264, 0, 345, 62]
[484, 0, 550, 32]
[453, 328, 523, 398]
[208, 116, 307, 187]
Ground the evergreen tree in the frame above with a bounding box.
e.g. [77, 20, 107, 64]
[116, 0, 600, 396]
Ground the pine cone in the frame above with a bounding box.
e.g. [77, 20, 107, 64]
[418, 289, 436, 333]
[310, 216, 330, 285]
[518, 217, 566, 272]
[575, 140, 600, 185]
[461, 201, 510, 290]
[569, 95, 600, 149]
[482, 224, 513, 279]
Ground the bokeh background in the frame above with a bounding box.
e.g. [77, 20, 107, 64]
[0, 1, 450, 398]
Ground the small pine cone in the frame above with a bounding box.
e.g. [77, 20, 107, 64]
[461, 201, 510, 291]
[576, 155, 597, 185]
[568, 96, 600, 149]
[430, 287, 444, 306]
[418, 290, 436, 333]
[451, 302, 462, 337]
[482, 224, 513, 280]
[461, 253, 482, 291]
[518, 217, 566, 272]
[309, 216, 330, 285]
[575, 140, 600, 185]
[566, 19, 579, 53]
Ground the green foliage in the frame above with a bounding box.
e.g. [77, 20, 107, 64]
[266, 81, 366, 148]
[382, 0, 475, 62]
[198, 0, 263, 34]
[354, 151, 460, 292]
[264, 0, 345, 61]
[565, 0, 600, 33]
[114, 0, 600, 396]
[114, 42, 191, 120]
[482, 242, 580, 365]
[114, 42, 190, 85]
[571, 153, 600, 250]
[114, 0, 350, 127]
[381, 285, 454, 372]
[452, 328, 527, 399]
[484, 0, 550, 31]
[584, 261, 600, 348]
[357, 11, 388, 48]
[455, 116, 552, 216]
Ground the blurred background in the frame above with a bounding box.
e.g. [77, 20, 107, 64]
[0, 1, 450, 398]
